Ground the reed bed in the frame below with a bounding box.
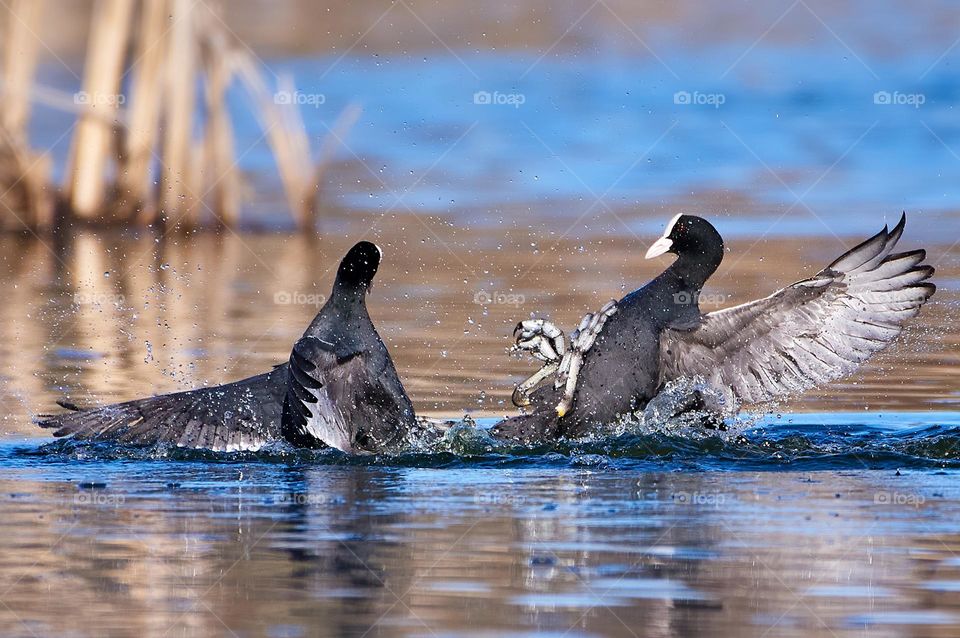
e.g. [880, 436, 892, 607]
[0, 0, 354, 232]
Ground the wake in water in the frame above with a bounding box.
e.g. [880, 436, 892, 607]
[23, 400, 960, 472]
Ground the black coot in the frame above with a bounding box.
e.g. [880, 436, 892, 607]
[492, 213, 935, 442]
[281, 241, 416, 453]
[37, 241, 416, 453]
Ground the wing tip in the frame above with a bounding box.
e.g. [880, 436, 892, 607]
[918, 264, 935, 278]
[914, 281, 936, 300]
[829, 219, 894, 272]
[886, 211, 907, 247]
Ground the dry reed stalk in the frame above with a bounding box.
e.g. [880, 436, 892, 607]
[159, 0, 197, 229]
[65, 0, 134, 220]
[233, 51, 358, 231]
[0, 128, 54, 231]
[3, 82, 122, 124]
[0, 0, 52, 230]
[232, 54, 306, 227]
[1, 0, 44, 141]
[2, 0, 349, 232]
[310, 101, 362, 201]
[199, 4, 239, 227]
[120, 0, 169, 222]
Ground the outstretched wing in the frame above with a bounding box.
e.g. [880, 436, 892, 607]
[36, 367, 288, 451]
[658, 214, 935, 407]
[281, 335, 413, 453]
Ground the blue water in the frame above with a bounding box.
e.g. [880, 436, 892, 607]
[30, 47, 960, 237]
[271, 52, 960, 228]
[5, 414, 960, 637]
[13, 413, 960, 472]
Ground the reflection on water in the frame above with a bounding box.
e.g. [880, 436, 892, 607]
[0, 212, 955, 437]
[1, 440, 960, 638]
[0, 213, 953, 637]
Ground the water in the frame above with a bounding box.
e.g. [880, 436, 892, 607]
[5, 1, 960, 634]
[29, 5, 960, 237]
[3, 414, 960, 637]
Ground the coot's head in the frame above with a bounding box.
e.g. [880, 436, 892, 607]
[335, 241, 382, 291]
[645, 214, 724, 264]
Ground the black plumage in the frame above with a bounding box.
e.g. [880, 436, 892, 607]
[492, 213, 935, 442]
[37, 241, 416, 453]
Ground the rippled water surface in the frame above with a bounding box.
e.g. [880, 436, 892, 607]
[3, 414, 960, 638]
[4, 1, 960, 635]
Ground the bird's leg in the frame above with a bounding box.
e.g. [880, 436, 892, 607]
[554, 300, 618, 417]
[511, 361, 560, 407]
[510, 301, 618, 416]
[513, 319, 565, 359]
[511, 319, 566, 407]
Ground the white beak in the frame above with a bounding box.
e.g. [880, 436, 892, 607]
[645, 236, 673, 259]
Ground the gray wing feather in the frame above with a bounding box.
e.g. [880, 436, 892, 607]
[659, 214, 935, 407]
[36, 367, 287, 451]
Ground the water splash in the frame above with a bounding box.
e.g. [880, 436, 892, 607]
[22, 412, 960, 472]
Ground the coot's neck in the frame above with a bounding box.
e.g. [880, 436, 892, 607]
[664, 242, 723, 292]
[332, 278, 371, 303]
[306, 281, 371, 335]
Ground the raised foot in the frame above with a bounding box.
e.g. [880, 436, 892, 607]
[511, 300, 618, 415]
